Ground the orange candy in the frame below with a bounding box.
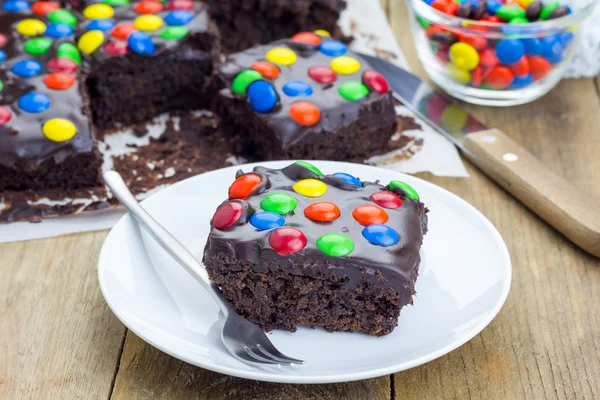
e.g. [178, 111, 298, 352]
[111, 24, 136, 39]
[228, 173, 262, 199]
[251, 61, 280, 79]
[471, 66, 483, 87]
[458, 33, 487, 51]
[483, 66, 513, 89]
[291, 32, 321, 45]
[44, 72, 76, 90]
[289, 102, 320, 126]
[510, 56, 530, 77]
[135, 0, 164, 14]
[304, 201, 340, 222]
[528, 56, 551, 81]
[32, 1, 60, 15]
[352, 205, 388, 225]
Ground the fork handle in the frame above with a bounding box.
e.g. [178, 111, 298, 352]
[103, 170, 231, 315]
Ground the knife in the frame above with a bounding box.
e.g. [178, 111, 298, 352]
[361, 53, 600, 257]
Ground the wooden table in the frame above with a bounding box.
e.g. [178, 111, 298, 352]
[2, 2, 599, 399]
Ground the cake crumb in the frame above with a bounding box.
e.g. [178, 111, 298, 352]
[164, 167, 176, 178]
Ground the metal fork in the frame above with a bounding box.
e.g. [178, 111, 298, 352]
[103, 171, 304, 367]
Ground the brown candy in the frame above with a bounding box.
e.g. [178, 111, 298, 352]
[429, 32, 458, 47]
[547, 5, 570, 19]
[471, 1, 487, 20]
[526, 1, 543, 21]
[457, 2, 472, 18]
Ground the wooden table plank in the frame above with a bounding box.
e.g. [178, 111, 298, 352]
[0, 231, 126, 400]
[390, 2, 600, 400]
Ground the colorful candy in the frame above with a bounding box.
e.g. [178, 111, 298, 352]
[0, 51, 5, 63]
[289, 102, 320, 125]
[307, 66, 336, 84]
[57, 43, 81, 64]
[338, 81, 369, 101]
[333, 172, 362, 187]
[283, 80, 313, 97]
[128, 31, 155, 55]
[293, 179, 327, 197]
[251, 61, 280, 79]
[87, 19, 116, 32]
[484, 65, 514, 88]
[314, 29, 331, 37]
[103, 40, 129, 56]
[211, 201, 244, 230]
[389, 180, 419, 200]
[164, 10, 194, 26]
[135, 0, 163, 14]
[160, 26, 189, 40]
[362, 70, 390, 94]
[18, 92, 51, 113]
[44, 72, 76, 90]
[24, 38, 52, 55]
[48, 9, 77, 27]
[529, 55, 551, 80]
[167, 0, 194, 10]
[32, 1, 60, 15]
[362, 225, 400, 247]
[330, 56, 360, 75]
[250, 212, 285, 230]
[11, 60, 43, 78]
[42, 118, 76, 142]
[369, 191, 403, 209]
[111, 24, 136, 39]
[269, 228, 307, 255]
[247, 81, 278, 113]
[229, 173, 262, 199]
[260, 193, 297, 214]
[0, 106, 11, 126]
[265, 47, 297, 66]
[319, 40, 347, 57]
[449, 42, 480, 70]
[134, 15, 163, 31]
[3, 0, 30, 12]
[46, 23, 74, 38]
[232, 70, 262, 94]
[78, 30, 105, 55]
[316, 233, 354, 256]
[495, 38, 525, 65]
[295, 161, 323, 177]
[304, 201, 340, 222]
[292, 32, 321, 45]
[352, 205, 389, 225]
[0, 34, 7, 48]
[83, 4, 114, 20]
[47, 57, 78, 73]
[16, 19, 46, 36]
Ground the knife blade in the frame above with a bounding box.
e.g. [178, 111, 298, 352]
[361, 53, 600, 257]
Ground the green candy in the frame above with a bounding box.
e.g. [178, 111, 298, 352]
[260, 193, 297, 215]
[57, 42, 81, 65]
[102, 0, 130, 4]
[48, 9, 77, 27]
[24, 37, 52, 55]
[389, 180, 419, 201]
[160, 26, 189, 40]
[338, 81, 369, 101]
[496, 5, 526, 21]
[317, 233, 354, 257]
[540, 1, 560, 19]
[231, 69, 262, 95]
[294, 161, 323, 177]
[416, 16, 430, 29]
[509, 16, 530, 24]
[0, 81, 3, 92]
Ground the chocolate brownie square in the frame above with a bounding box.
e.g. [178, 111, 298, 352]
[202, 162, 427, 336]
[207, 0, 346, 53]
[213, 33, 398, 162]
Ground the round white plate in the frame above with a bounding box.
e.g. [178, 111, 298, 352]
[98, 160, 511, 384]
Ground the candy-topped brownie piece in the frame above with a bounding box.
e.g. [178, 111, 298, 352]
[0, 1, 102, 191]
[202, 162, 428, 336]
[69, 0, 219, 131]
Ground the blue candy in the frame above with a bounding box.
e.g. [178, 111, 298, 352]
[128, 32, 155, 56]
[250, 212, 285, 231]
[319, 40, 347, 57]
[87, 19, 115, 32]
[362, 224, 400, 247]
[0, 50, 5, 63]
[2, 0, 29, 12]
[282, 80, 313, 97]
[539, 35, 562, 60]
[547, 53, 563, 64]
[423, 0, 434, 4]
[486, 0, 502, 14]
[522, 38, 542, 56]
[45, 23, 74, 38]
[333, 172, 362, 187]
[18, 92, 51, 113]
[559, 32, 573, 47]
[164, 10, 194, 26]
[510, 74, 533, 89]
[247, 81, 277, 113]
[495, 38, 525, 65]
[11, 60, 43, 78]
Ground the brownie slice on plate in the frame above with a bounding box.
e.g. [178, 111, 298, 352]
[206, 0, 346, 53]
[202, 162, 427, 336]
[213, 31, 398, 162]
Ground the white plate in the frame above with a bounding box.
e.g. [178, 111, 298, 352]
[98, 160, 511, 384]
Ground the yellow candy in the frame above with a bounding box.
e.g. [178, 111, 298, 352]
[77, 30, 104, 55]
[134, 15, 163, 32]
[330, 56, 360, 75]
[265, 47, 297, 66]
[42, 118, 76, 142]
[514, 0, 535, 6]
[314, 29, 331, 37]
[440, 104, 468, 133]
[83, 4, 114, 20]
[447, 64, 471, 84]
[292, 179, 327, 198]
[449, 42, 479, 71]
[16, 19, 46, 37]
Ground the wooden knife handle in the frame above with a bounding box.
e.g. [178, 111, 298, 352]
[464, 129, 600, 257]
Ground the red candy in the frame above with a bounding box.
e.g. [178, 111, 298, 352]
[167, 0, 194, 10]
[103, 41, 129, 56]
[210, 202, 243, 230]
[471, 66, 483, 87]
[0, 34, 7, 48]
[111, 24, 136, 40]
[510, 56, 530, 77]
[228, 173, 262, 199]
[362, 70, 389, 94]
[251, 61, 280, 79]
[32, 1, 60, 15]
[352, 205, 389, 225]
[0, 106, 12, 126]
[290, 102, 320, 126]
[369, 192, 403, 209]
[269, 227, 307, 255]
[479, 48, 499, 67]
[529, 56, 551, 81]
[483, 66, 514, 89]
[291, 32, 321, 45]
[435, 50, 450, 63]
[458, 33, 487, 51]
[307, 66, 336, 84]
[304, 201, 341, 222]
[481, 15, 502, 23]
[47, 57, 78, 73]
[432, 0, 459, 15]
[425, 26, 446, 37]
[44, 72, 75, 90]
[135, 0, 164, 14]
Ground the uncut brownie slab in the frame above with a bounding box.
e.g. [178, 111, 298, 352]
[202, 161, 427, 336]
[206, 0, 346, 53]
[213, 32, 398, 162]
[69, 0, 219, 132]
[0, 4, 102, 192]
